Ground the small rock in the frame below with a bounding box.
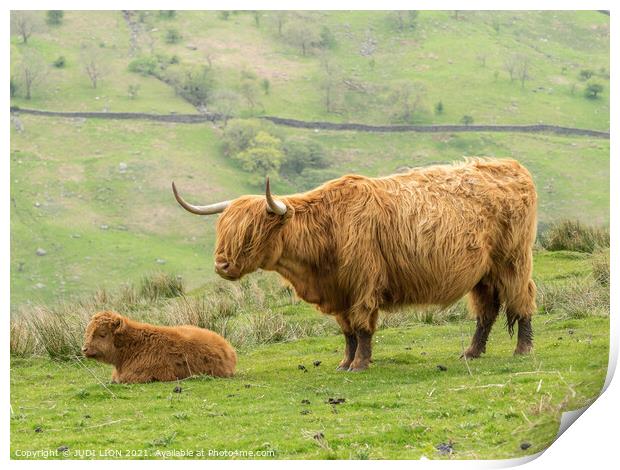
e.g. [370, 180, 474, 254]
[34, 283, 46, 289]
[70, 234, 81, 239]
[327, 397, 345, 405]
[100, 224, 109, 230]
[186, 44, 198, 50]
[568, 329, 574, 335]
[173, 386, 182, 393]
[35, 248, 47, 256]
[119, 162, 128, 172]
[34, 201, 41, 208]
[156, 258, 166, 264]
[313, 360, 321, 367]
[437, 365, 448, 372]
[520, 442, 532, 450]
[57, 445, 69, 453]
[436, 441, 454, 455]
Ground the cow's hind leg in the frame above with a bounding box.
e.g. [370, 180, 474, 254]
[506, 279, 536, 355]
[348, 309, 379, 372]
[463, 281, 500, 359]
[335, 314, 357, 371]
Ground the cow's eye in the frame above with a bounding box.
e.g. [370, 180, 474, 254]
[98, 332, 106, 338]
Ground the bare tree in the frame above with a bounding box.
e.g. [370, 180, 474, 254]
[389, 81, 426, 123]
[11, 11, 43, 44]
[213, 89, 241, 126]
[319, 54, 342, 113]
[503, 54, 518, 82]
[81, 46, 106, 89]
[516, 56, 531, 89]
[285, 19, 320, 56]
[273, 11, 288, 36]
[505, 53, 530, 88]
[18, 50, 46, 99]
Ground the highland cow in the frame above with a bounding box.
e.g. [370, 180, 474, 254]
[172, 158, 537, 371]
[82, 311, 237, 383]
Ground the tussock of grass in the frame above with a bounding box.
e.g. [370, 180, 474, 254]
[9, 272, 337, 359]
[139, 272, 185, 300]
[591, 249, 610, 287]
[536, 278, 609, 319]
[539, 220, 609, 253]
[11, 248, 610, 360]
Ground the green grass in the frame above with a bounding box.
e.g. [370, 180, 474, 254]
[10, 313, 608, 460]
[10, 249, 610, 459]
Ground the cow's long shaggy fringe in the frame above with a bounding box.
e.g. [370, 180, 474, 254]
[215, 158, 538, 336]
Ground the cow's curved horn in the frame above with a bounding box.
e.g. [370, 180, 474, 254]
[265, 177, 287, 215]
[171, 182, 231, 215]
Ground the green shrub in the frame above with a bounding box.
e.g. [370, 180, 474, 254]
[53, 56, 66, 68]
[173, 66, 214, 107]
[539, 220, 609, 253]
[165, 28, 181, 44]
[222, 119, 263, 156]
[46, 10, 64, 26]
[461, 115, 474, 125]
[128, 55, 160, 76]
[584, 82, 603, 99]
[281, 137, 329, 175]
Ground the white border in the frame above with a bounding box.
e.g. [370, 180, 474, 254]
[3, 1, 616, 468]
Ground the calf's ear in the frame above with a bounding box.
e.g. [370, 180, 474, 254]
[111, 317, 125, 333]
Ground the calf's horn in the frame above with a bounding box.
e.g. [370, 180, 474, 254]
[265, 177, 287, 215]
[171, 182, 231, 215]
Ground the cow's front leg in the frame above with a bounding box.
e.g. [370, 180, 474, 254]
[348, 309, 378, 372]
[335, 314, 357, 371]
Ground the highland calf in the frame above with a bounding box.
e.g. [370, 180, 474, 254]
[82, 311, 237, 383]
[173, 158, 538, 372]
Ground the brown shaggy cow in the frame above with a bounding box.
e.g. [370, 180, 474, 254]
[82, 311, 237, 383]
[172, 158, 537, 371]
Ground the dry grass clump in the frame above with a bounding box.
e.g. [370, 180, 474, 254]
[539, 220, 609, 253]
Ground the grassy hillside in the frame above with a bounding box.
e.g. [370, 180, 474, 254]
[10, 115, 609, 306]
[11, 11, 609, 128]
[10, 10, 609, 306]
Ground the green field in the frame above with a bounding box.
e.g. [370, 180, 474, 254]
[10, 10, 610, 461]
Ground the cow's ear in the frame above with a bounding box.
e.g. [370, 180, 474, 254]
[111, 317, 125, 333]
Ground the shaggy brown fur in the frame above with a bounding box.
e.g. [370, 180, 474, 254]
[82, 311, 237, 383]
[189, 158, 537, 371]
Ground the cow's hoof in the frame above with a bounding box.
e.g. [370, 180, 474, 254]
[347, 362, 369, 372]
[514, 344, 533, 356]
[336, 359, 353, 371]
[461, 348, 482, 359]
